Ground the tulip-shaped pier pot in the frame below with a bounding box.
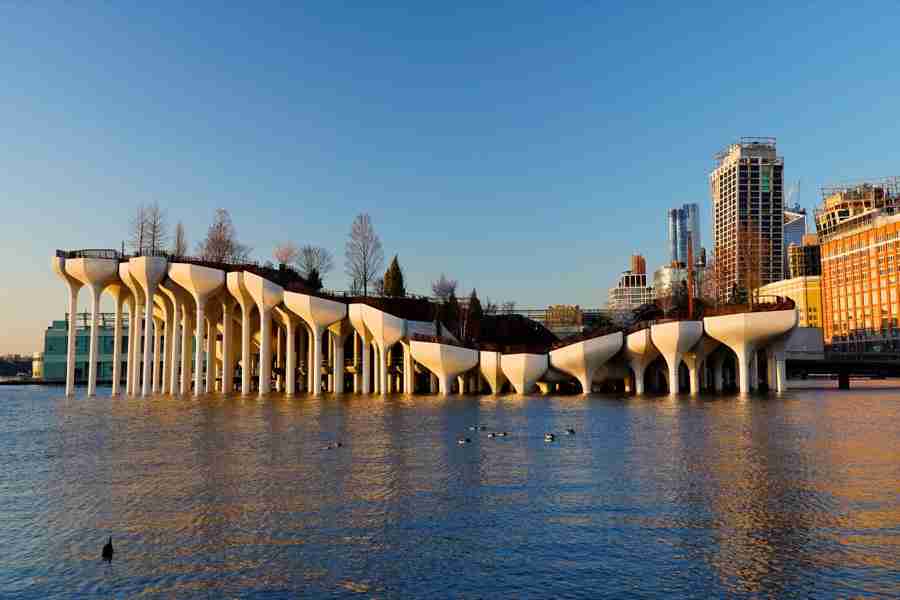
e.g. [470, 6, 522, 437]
[284, 292, 345, 396]
[703, 310, 798, 395]
[650, 321, 704, 396]
[501, 353, 549, 395]
[549, 331, 623, 394]
[479, 350, 507, 395]
[168, 263, 225, 396]
[241, 272, 283, 396]
[409, 340, 479, 395]
[362, 305, 405, 395]
[52, 256, 83, 396]
[348, 304, 372, 394]
[66, 257, 119, 396]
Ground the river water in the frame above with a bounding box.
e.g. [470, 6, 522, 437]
[1, 386, 898, 598]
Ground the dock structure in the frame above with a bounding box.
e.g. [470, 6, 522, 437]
[52, 249, 799, 397]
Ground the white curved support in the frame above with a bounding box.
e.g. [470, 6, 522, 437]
[362, 305, 406, 395]
[128, 257, 168, 396]
[549, 331, 623, 394]
[226, 272, 256, 395]
[328, 320, 353, 394]
[479, 351, 507, 395]
[683, 336, 719, 395]
[66, 257, 119, 396]
[650, 321, 703, 396]
[104, 283, 130, 396]
[622, 329, 659, 396]
[220, 297, 236, 394]
[501, 353, 549, 395]
[168, 262, 225, 396]
[118, 263, 145, 396]
[274, 305, 302, 396]
[409, 340, 479, 395]
[241, 272, 283, 395]
[703, 310, 798, 395]
[52, 256, 83, 396]
[159, 278, 191, 395]
[283, 291, 345, 396]
[348, 304, 373, 394]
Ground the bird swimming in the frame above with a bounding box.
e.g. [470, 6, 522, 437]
[457, 437, 472, 445]
[565, 428, 576, 435]
[101, 536, 113, 563]
[544, 433, 556, 442]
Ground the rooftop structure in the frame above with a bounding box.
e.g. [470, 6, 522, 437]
[814, 177, 900, 240]
[608, 255, 655, 310]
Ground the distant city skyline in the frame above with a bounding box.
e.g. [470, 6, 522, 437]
[3, 3, 900, 353]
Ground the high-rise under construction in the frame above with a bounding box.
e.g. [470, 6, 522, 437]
[710, 138, 785, 299]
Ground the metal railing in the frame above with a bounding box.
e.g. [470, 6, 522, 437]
[56, 249, 122, 260]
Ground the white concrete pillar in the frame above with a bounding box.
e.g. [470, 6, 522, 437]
[736, 346, 754, 395]
[776, 359, 787, 392]
[362, 340, 371, 394]
[275, 323, 283, 392]
[402, 341, 414, 394]
[194, 302, 206, 395]
[379, 344, 389, 395]
[430, 373, 438, 394]
[152, 316, 163, 393]
[124, 298, 135, 395]
[180, 309, 193, 395]
[86, 286, 103, 396]
[169, 297, 181, 395]
[689, 364, 700, 395]
[299, 326, 308, 392]
[141, 295, 157, 397]
[333, 332, 345, 394]
[205, 316, 214, 394]
[326, 332, 334, 392]
[353, 334, 361, 393]
[111, 293, 125, 395]
[285, 322, 296, 396]
[132, 301, 144, 394]
[457, 375, 466, 394]
[160, 299, 173, 394]
[65, 284, 81, 396]
[309, 326, 323, 395]
[258, 308, 273, 395]
[222, 300, 234, 394]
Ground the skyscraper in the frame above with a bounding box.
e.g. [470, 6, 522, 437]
[666, 203, 701, 265]
[710, 138, 784, 300]
[783, 203, 807, 275]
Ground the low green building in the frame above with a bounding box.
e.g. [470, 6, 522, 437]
[42, 312, 129, 383]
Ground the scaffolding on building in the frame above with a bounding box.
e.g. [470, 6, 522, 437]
[815, 177, 900, 240]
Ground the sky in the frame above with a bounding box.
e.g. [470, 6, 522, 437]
[2, 2, 900, 354]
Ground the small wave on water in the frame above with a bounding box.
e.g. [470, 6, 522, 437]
[0, 387, 898, 598]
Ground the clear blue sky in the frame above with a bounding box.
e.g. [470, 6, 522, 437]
[2, 2, 900, 354]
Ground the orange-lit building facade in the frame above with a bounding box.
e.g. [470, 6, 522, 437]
[816, 178, 900, 351]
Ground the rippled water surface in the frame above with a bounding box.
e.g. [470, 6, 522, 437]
[1, 386, 898, 598]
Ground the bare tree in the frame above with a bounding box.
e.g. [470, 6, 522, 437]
[128, 204, 148, 255]
[144, 202, 168, 255]
[501, 300, 516, 314]
[296, 245, 334, 278]
[172, 221, 188, 256]
[345, 214, 384, 296]
[483, 297, 499, 315]
[431, 273, 458, 301]
[196, 208, 251, 263]
[273, 242, 300, 265]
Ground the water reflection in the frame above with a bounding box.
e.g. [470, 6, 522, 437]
[0, 387, 898, 598]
